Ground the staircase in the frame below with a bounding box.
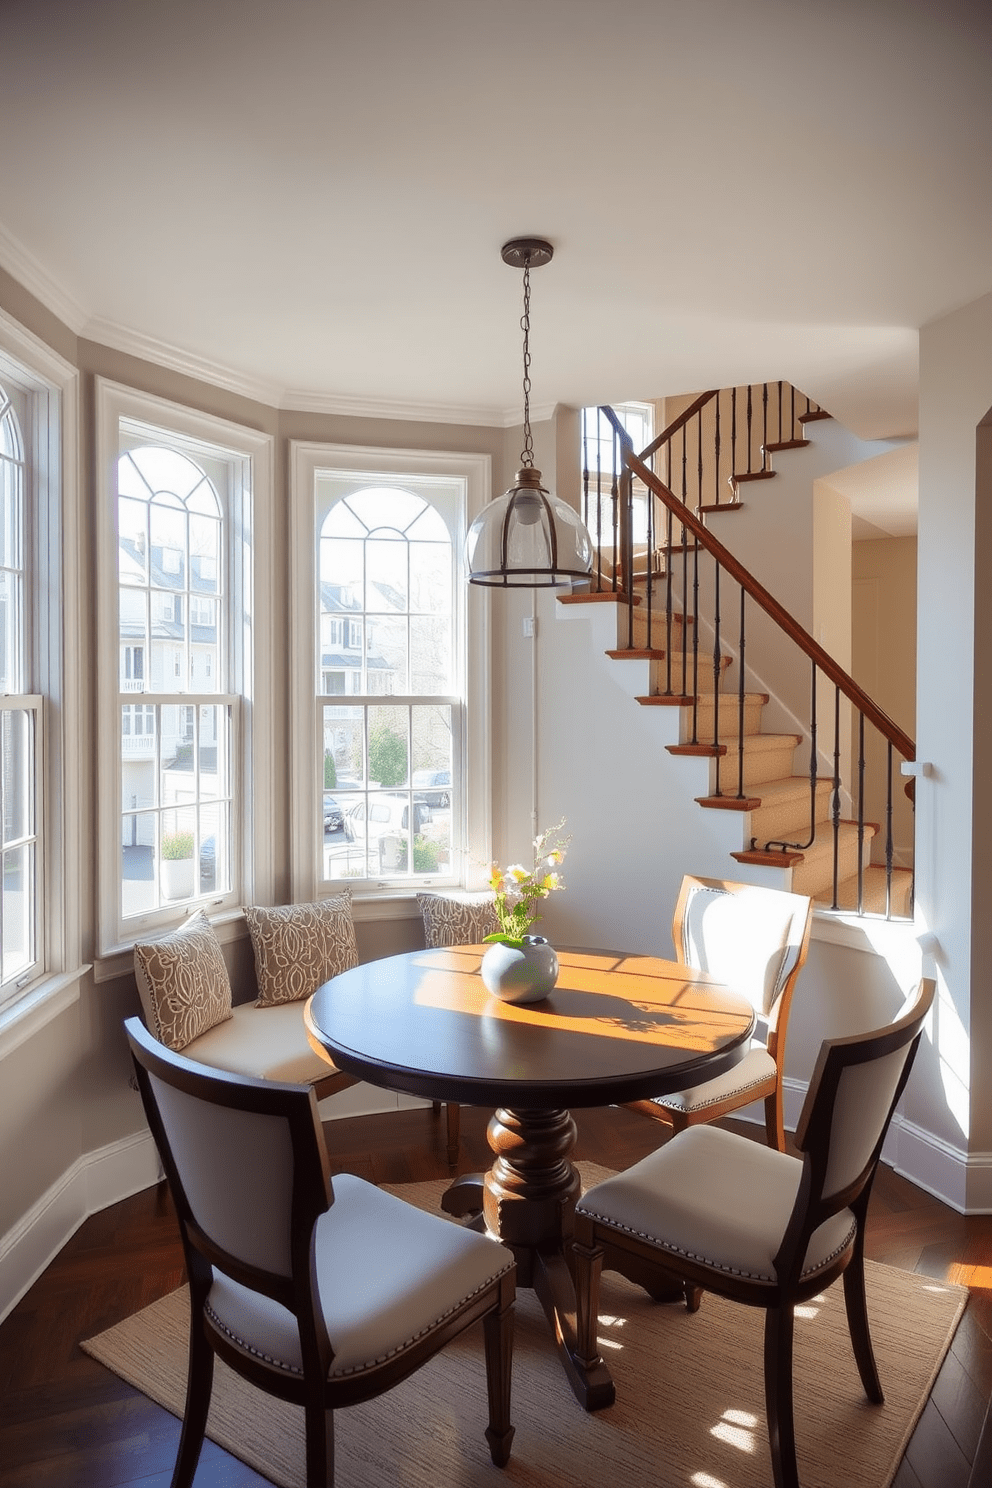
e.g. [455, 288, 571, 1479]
[568, 388, 915, 919]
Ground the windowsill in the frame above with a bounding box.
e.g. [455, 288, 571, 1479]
[0, 967, 90, 1058]
[93, 907, 248, 983]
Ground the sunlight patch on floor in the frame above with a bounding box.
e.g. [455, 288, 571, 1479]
[691, 1474, 730, 1488]
[947, 1263, 992, 1289]
[711, 1407, 759, 1453]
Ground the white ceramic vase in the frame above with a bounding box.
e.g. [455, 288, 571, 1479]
[480, 935, 559, 1004]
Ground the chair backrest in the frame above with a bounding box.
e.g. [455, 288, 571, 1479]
[672, 875, 813, 1025]
[792, 977, 936, 1222]
[125, 1016, 332, 1300]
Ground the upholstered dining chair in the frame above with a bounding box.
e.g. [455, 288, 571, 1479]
[417, 889, 500, 1163]
[125, 1017, 515, 1488]
[573, 977, 936, 1488]
[624, 874, 814, 1152]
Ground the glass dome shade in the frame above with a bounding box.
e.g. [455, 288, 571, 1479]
[466, 468, 593, 588]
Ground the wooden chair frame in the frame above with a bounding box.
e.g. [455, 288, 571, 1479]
[125, 1017, 514, 1488]
[576, 979, 936, 1488]
[624, 874, 813, 1150]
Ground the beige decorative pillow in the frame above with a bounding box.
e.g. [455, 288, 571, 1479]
[133, 910, 234, 1052]
[417, 890, 499, 948]
[243, 892, 359, 1007]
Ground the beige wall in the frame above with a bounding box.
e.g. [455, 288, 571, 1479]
[852, 536, 917, 869]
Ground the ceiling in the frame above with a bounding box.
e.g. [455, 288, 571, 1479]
[0, 1, 989, 487]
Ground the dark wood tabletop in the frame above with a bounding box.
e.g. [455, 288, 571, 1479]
[304, 944, 756, 1109]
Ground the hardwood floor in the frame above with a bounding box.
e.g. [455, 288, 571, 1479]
[1, 1103, 990, 1487]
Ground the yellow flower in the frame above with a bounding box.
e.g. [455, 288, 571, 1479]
[507, 864, 530, 884]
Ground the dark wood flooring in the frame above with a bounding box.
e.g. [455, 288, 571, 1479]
[1, 1104, 990, 1487]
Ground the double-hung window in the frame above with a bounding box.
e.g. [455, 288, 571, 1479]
[290, 444, 489, 902]
[96, 383, 272, 956]
[0, 312, 79, 1021]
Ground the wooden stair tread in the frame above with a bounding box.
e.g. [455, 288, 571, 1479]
[733, 819, 879, 870]
[637, 690, 768, 708]
[764, 438, 810, 452]
[798, 408, 831, 423]
[731, 469, 776, 484]
[557, 589, 641, 606]
[697, 500, 743, 514]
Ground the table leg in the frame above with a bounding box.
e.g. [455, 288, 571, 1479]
[441, 1105, 616, 1410]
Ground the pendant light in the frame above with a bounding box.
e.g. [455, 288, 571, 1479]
[467, 238, 594, 587]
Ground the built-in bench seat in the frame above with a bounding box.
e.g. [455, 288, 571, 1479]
[181, 997, 356, 1102]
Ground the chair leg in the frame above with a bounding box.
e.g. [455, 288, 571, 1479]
[303, 1402, 334, 1488]
[843, 1250, 884, 1403]
[445, 1102, 461, 1164]
[764, 1083, 786, 1152]
[573, 1235, 605, 1376]
[171, 1316, 214, 1488]
[482, 1277, 515, 1467]
[763, 1306, 800, 1488]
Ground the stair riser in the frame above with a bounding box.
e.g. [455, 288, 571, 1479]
[715, 743, 799, 789]
[684, 700, 765, 740]
[748, 786, 833, 842]
[790, 833, 874, 898]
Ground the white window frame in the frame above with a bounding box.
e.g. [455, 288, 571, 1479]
[95, 381, 273, 961]
[0, 307, 83, 1029]
[289, 442, 491, 909]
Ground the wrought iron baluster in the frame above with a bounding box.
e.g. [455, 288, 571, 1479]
[714, 395, 721, 508]
[857, 711, 866, 915]
[712, 556, 722, 762]
[690, 539, 700, 742]
[697, 409, 705, 510]
[831, 687, 842, 909]
[776, 381, 783, 447]
[664, 498, 674, 695]
[761, 383, 769, 468]
[730, 387, 737, 493]
[737, 586, 747, 799]
[885, 740, 894, 919]
[746, 385, 754, 474]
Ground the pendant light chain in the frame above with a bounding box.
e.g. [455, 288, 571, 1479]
[520, 258, 534, 469]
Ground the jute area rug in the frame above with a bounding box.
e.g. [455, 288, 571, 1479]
[82, 1164, 966, 1488]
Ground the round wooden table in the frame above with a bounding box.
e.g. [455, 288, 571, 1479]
[305, 944, 755, 1408]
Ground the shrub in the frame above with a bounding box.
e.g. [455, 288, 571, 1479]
[161, 830, 194, 861]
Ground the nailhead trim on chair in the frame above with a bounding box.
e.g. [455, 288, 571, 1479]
[573, 1206, 857, 1285]
[204, 1261, 514, 1380]
[652, 1068, 773, 1114]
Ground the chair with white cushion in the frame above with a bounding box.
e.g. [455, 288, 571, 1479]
[125, 1016, 516, 1488]
[573, 978, 936, 1488]
[624, 874, 813, 1151]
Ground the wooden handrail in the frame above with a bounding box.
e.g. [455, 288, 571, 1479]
[637, 389, 719, 464]
[625, 449, 916, 762]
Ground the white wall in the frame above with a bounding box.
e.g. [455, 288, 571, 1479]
[914, 291, 992, 1206]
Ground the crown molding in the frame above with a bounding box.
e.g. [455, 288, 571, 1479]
[0, 225, 89, 334]
[280, 387, 509, 427]
[80, 316, 283, 406]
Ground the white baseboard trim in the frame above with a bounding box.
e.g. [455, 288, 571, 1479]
[888, 1115, 992, 1216]
[0, 1128, 161, 1326]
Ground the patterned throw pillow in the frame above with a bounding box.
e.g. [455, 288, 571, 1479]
[133, 910, 234, 1052]
[417, 890, 499, 948]
[243, 892, 359, 1007]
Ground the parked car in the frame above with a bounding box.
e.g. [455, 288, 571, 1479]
[199, 835, 216, 891]
[343, 796, 431, 867]
[323, 793, 344, 834]
[412, 769, 451, 809]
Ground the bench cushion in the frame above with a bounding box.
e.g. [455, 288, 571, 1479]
[183, 1000, 339, 1086]
[134, 910, 234, 1052]
[244, 892, 359, 1007]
